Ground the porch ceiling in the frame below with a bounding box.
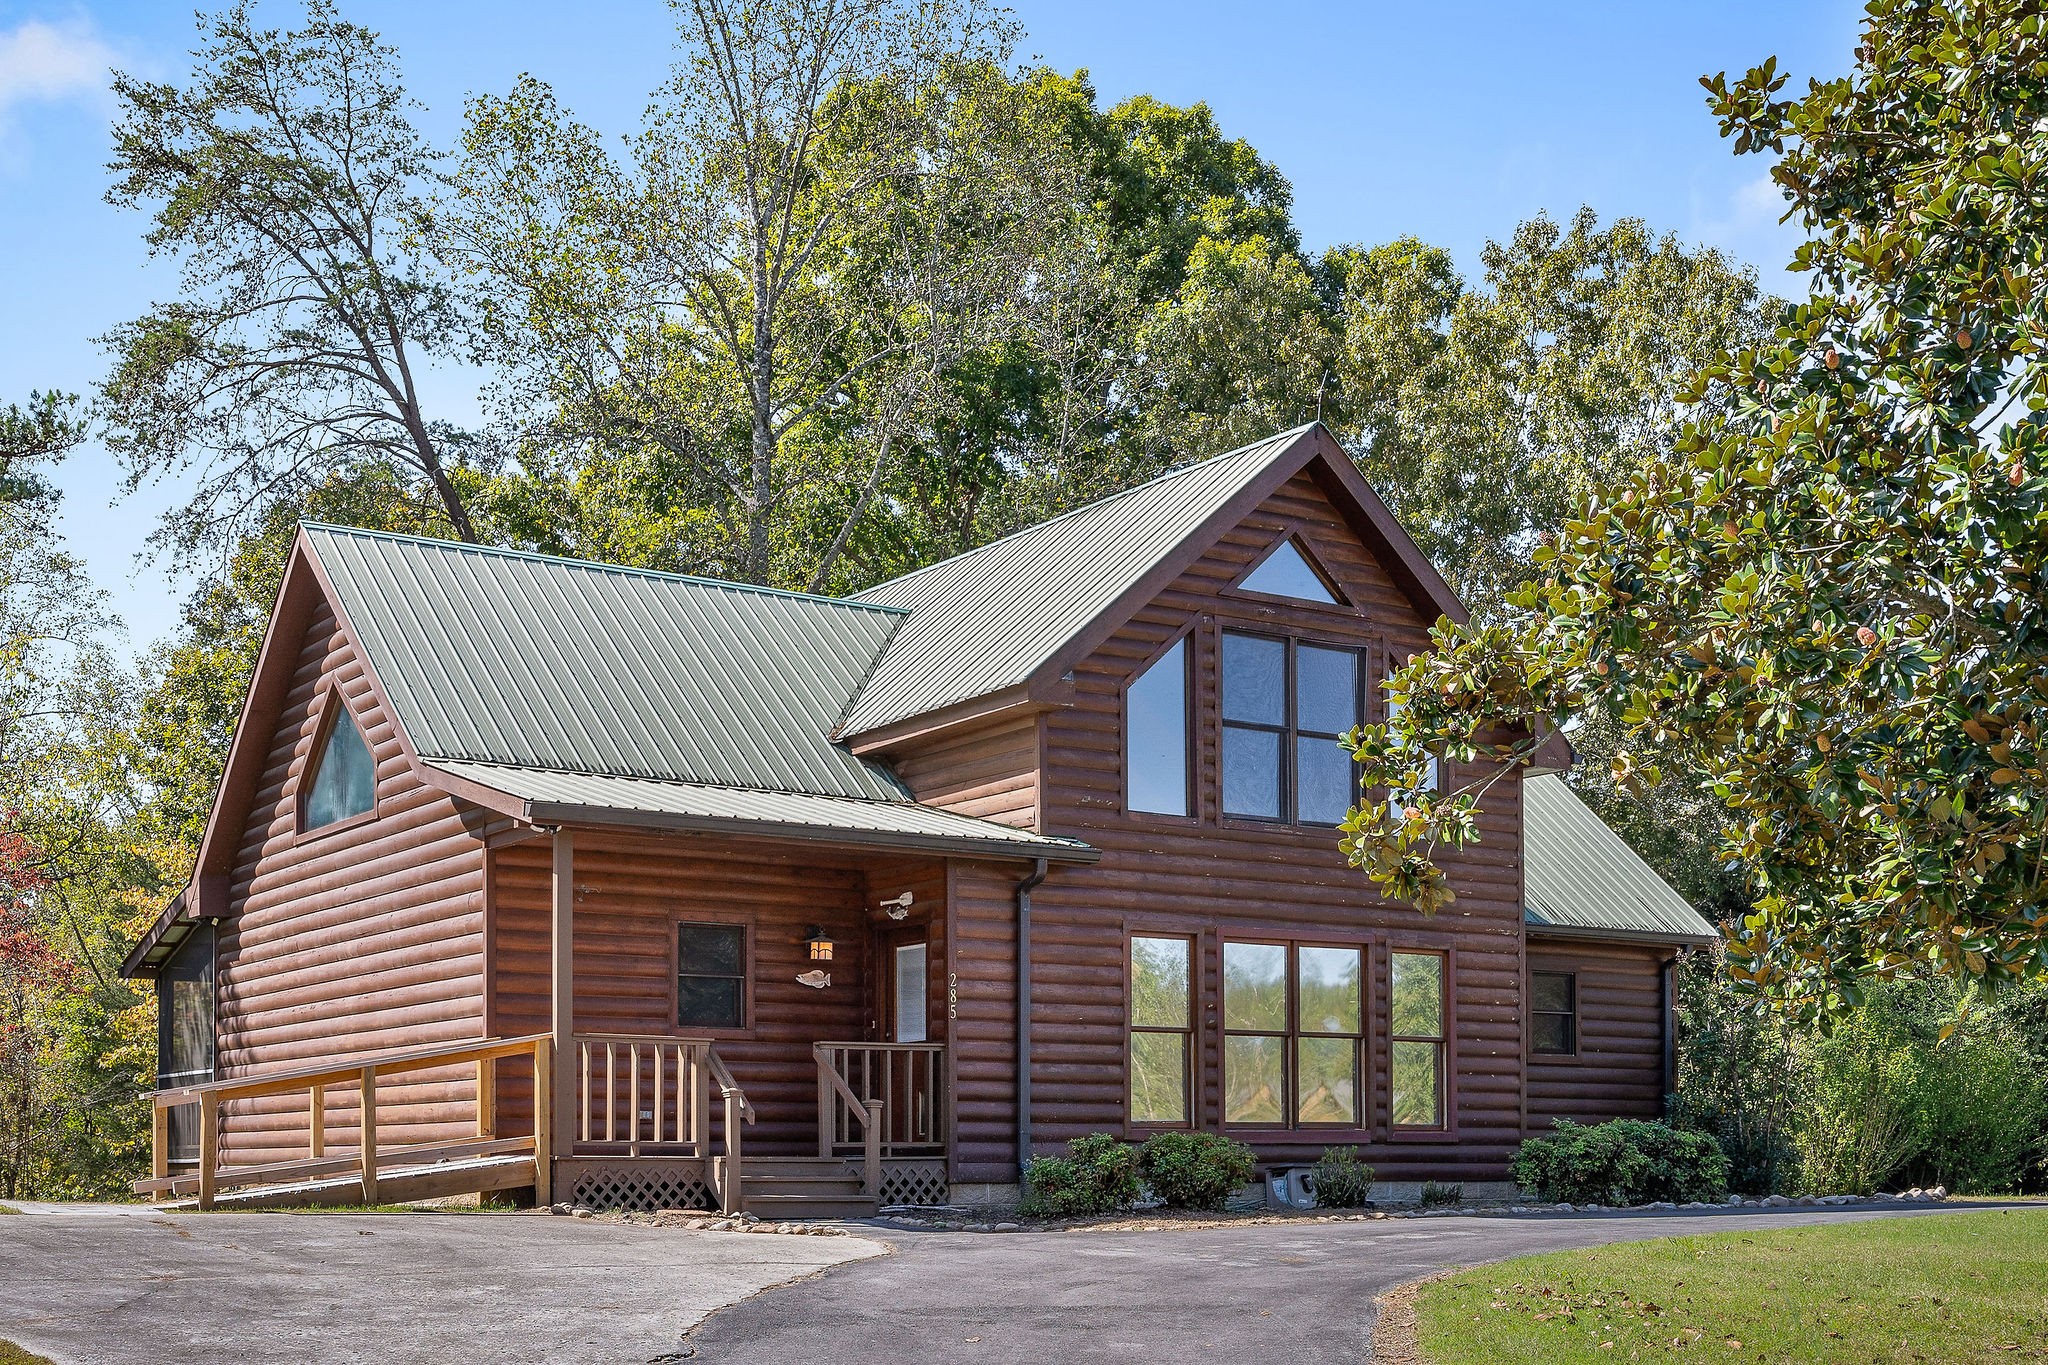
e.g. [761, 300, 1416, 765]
[427, 759, 1099, 863]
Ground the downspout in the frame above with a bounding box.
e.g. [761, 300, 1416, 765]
[1015, 857, 1050, 1185]
[1660, 949, 1681, 1115]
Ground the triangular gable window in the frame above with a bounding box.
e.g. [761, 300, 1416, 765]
[303, 704, 376, 831]
[1239, 537, 1341, 604]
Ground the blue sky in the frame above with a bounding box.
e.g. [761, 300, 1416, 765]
[0, 0, 1863, 652]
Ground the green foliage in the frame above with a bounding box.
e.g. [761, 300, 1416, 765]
[1418, 1181, 1463, 1209]
[0, 392, 87, 513]
[1512, 1119, 1731, 1207]
[1136, 1131, 1257, 1210]
[1307, 1146, 1375, 1208]
[1667, 947, 1796, 1194]
[1343, 0, 2048, 1016]
[1020, 1133, 1141, 1217]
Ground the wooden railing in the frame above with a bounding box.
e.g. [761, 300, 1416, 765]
[814, 1046, 883, 1200]
[815, 1042, 947, 1158]
[574, 1033, 754, 1214]
[136, 1033, 552, 1211]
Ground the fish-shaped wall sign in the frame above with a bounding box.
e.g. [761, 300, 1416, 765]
[795, 970, 831, 989]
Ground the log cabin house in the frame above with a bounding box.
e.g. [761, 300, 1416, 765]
[121, 422, 1714, 1216]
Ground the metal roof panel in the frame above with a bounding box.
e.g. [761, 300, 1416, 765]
[1524, 774, 1718, 943]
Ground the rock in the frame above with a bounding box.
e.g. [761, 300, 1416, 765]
[1796, 1195, 1817, 1206]
[993, 1222, 1020, 1232]
[1931, 1186, 1948, 1200]
[1761, 1194, 1792, 1207]
[573, 1208, 595, 1219]
[551, 1203, 572, 1215]
[1724, 1196, 1744, 1206]
[1648, 1201, 1676, 1211]
[1554, 1203, 1575, 1213]
[1509, 1206, 1528, 1215]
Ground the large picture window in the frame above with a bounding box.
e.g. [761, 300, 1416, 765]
[1221, 633, 1363, 824]
[1129, 936, 1193, 1125]
[1222, 940, 1363, 1127]
[677, 922, 746, 1029]
[1390, 951, 1447, 1128]
[1125, 639, 1190, 816]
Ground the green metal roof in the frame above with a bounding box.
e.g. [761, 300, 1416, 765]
[427, 760, 1097, 863]
[1524, 774, 1718, 944]
[842, 426, 1315, 736]
[304, 525, 911, 803]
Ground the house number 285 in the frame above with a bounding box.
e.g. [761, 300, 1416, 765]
[948, 972, 958, 1020]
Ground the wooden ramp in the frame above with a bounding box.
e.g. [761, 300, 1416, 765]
[157, 1153, 537, 1212]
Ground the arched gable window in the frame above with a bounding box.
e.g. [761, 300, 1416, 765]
[1238, 537, 1341, 604]
[302, 700, 376, 831]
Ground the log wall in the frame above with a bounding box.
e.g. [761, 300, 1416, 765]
[1524, 937, 1675, 1132]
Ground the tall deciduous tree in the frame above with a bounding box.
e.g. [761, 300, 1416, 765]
[451, 0, 1067, 588]
[101, 0, 483, 559]
[1341, 0, 2048, 1018]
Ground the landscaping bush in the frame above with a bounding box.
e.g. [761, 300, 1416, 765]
[1020, 1133, 1141, 1217]
[1668, 947, 1797, 1194]
[1512, 1119, 1729, 1206]
[1418, 1181, 1463, 1208]
[1137, 1131, 1257, 1210]
[1307, 1146, 1375, 1208]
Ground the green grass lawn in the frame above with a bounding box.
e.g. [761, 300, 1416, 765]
[1415, 1209, 2048, 1364]
[0, 1343, 53, 1365]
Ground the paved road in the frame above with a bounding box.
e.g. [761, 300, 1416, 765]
[0, 1209, 883, 1365]
[682, 1203, 2042, 1364]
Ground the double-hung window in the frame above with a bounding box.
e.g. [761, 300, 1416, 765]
[1390, 951, 1448, 1128]
[1221, 633, 1364, 824]
[1221, 940, 1363, 1127]
[1531, 971, 1577, 1056]
[1128, 936, 1193, 1125]
[677, 922, 746, 1029]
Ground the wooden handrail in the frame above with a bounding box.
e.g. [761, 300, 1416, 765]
[705, 1049, 756, 1123]
[152, 1033, 552, 1107]
[142, 1033, 552, 1211]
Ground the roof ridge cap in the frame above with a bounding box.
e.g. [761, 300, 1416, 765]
[851, 425, 1315, 600]
[300, 522, 910, 615]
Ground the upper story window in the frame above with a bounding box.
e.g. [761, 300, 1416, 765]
[1125, 638, 1190, 816]
[1221, 633, 1363, 824]
[1382, 666, 1440, 812]
[302, 704, 376, 831]
[1239, 537, 1341, 604]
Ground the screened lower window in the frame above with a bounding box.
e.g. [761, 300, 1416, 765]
[1390, 951, 1447, 1127]
[1221, 633, 1363, 825]
[1531, 971, 1577, 1055]
[1129, 936, 1193, 1125]
[677, 923, 746, 1029]
[1222, 940, 1363, 1127]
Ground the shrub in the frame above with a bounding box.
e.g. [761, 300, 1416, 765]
[1418, 1181, 1463, 1208]
[1307, 1146, 1375, 1208]
[1020, 1133, 1140, 1217]
[1138, 1131, 1257, 1210]
[1669, 947, 1798, 1194]
[1512, 1119, 1730, 1206]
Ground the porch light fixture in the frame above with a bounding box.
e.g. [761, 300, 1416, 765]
[805, 926, 835, 962]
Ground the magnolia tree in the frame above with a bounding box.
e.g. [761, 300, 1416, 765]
[1343, 0, 2048, 1019]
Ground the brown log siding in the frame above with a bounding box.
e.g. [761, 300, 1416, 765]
[945, 469, 1533, 1182]
[214, 600, 488, 1167]
[1525, 937, 1674, 1131]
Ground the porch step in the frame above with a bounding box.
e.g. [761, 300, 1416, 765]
[738, 1156, 877, 1220]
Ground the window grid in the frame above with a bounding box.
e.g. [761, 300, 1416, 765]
[1221, 940, 1364, 1130]
[676, 922, 746, 1030]
[1221, 632, 1366, 827]
[1389, 950, 1448, 1130]
[1128, 935, 1195, 1127]
[1531, 971, 1578, 1056]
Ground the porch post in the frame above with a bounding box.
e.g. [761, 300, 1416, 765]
[550, 828, 576, 1168]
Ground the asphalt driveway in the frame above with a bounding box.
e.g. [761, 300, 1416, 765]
[0, 1208, 882, 1365]
[2, 1202, 2036, 1365]
[684, 1203, 2042, 1364]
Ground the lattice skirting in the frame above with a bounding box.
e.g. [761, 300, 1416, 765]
[879, 1158, 950, 1208]
[561, 1159, 714, 1214]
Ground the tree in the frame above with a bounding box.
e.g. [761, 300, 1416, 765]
[450, 0, 1067, 588]
[1341, 0, 2048, 1018]
[100, 0, 484, 561]
[0, 392, 88, 512]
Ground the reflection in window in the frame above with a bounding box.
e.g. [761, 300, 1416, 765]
[1126, 639, 1190, 816]
[1531, 971, 1577, 1056]
[894, 943, 928, 1043]
[303, 706, 376, 830]
[1240, 538, 1339, 603]
[1391, 951, 1447, 1127]
[1223, 633, 1362, 824]
[1129, 936, 1192, 1124]
[1223, 940, 1362, 1127]
[1382, 668, 1440, 815]
[677, 922, 746, 1029]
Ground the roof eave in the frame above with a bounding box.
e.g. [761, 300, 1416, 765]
[521, 799, 1101, 865]
[1524, 918, 1720, 948]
